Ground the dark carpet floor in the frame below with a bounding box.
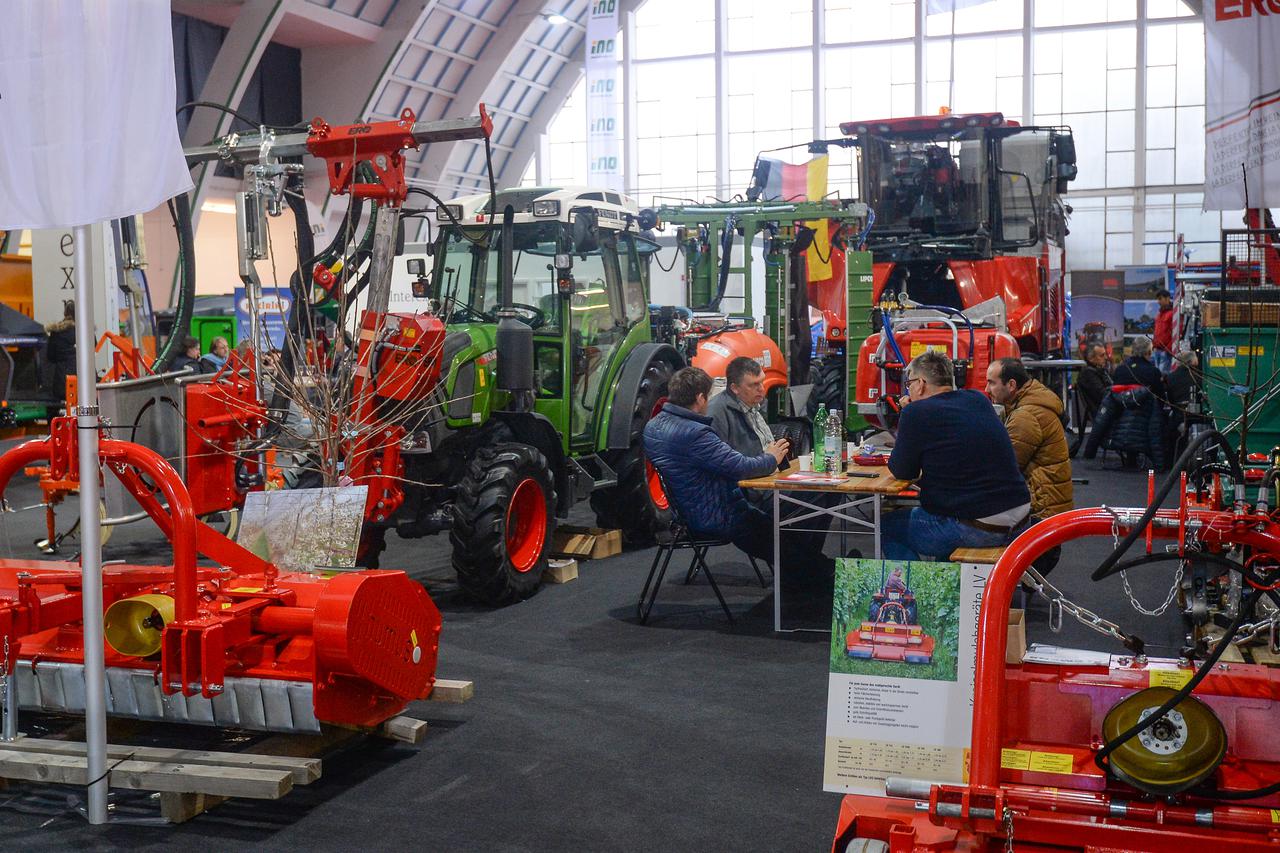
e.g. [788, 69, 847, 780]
[0, 442, 1182, 852]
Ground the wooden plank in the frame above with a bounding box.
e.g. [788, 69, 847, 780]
[0, 749, 293, 799]
[740, 460, 911, 495]
[377, 716, 429, 745]
[10, 737, 320, 784]
[428, 678, 474, 703]
[950, 547, 1006, 564]
[160, 791, 228, 823]
[543, 559, 578, 584]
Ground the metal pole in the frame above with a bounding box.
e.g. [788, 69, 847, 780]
[72, 224, 109, 824]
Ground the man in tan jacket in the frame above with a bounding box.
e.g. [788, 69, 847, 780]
[986, 357, 1073, 519]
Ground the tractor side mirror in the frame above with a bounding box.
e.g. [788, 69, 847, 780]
[407, 258, 429, 298]
[572, 209, 598, 257]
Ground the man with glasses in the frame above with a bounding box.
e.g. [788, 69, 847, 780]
[881, 350, 1031, 561]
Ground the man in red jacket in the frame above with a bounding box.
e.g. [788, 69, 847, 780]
[1152, 289, 1174, 374]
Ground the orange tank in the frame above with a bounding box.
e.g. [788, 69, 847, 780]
[690, 327, 788, 393]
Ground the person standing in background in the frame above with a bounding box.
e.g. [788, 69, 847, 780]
[1152, 290, 1174, 374]
[44, 300, 76, 399]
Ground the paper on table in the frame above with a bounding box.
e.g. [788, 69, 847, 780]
[1022, 644, 1112, 667]
[782, 473, 848, 485]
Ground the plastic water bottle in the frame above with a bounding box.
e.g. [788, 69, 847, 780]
[825, 408, 842, 473]
[813, 404, 827, 472]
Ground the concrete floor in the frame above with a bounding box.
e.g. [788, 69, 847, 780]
[0, 443, 1181, 851]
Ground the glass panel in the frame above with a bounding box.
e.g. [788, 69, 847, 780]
[432, 222, 564, 334]
[570, 244, 625, 441]
[545, 77, 587, 187]
[727, 0, 811, 51]
[617, 234, 649, 324]
[1036, 0, 1135, 26]
[824, 0, 915, 44]
[635, 0, 713, 60]
[860, 132, 987, 236]
[633, 57, 716, 203]
[1067, 196, 1107, 269]
[925, 0, 1021, 35]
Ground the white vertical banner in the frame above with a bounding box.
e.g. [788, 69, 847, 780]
[1204, 2, 1280, 210]
[585, 0, 622, 191]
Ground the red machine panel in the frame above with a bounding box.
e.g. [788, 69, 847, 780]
[360, 312, 448, 402]
[183, 380, 263, 517]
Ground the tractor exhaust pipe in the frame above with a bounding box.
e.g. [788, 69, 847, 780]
[495, 203, 534, 410]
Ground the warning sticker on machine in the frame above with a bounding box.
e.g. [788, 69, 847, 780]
[1149, 668, 1193, 689]
[909, 342, 948, 359]
[1000, 749, 1074, 774]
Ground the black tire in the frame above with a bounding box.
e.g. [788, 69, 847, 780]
[905, 602, 918, 625]
[806, 356, 846, 420]
[770, 418, 812, 458]
[591, 359, 674, 547]
[451, 442, 557, 606]
[868, 601, 882, 622]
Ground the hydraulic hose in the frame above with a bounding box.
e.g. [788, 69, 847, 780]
[855, 207, 876, 250]
[1091, 428, 1244, 582]
[702, 215, 736, 311]
[881, 308, 906, 367]
[154, 192, 196, 372]
[913, 302, 975, 360]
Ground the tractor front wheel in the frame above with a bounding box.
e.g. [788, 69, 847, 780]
[591, 359, 673, 547]
[806, 356, 846, 420]
[451, 442, 557, 606]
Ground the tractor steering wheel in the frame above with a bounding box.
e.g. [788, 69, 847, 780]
[508, 302, 548, 329]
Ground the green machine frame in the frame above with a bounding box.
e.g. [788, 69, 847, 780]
[652, 200, 869, 421]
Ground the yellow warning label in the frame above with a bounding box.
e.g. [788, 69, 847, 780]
[909, 342, 948, 358]
[1149, 669, 1193, 689]
[883, 625, 895, 633]
[410, 629, 419, 647]
[1028, 752, 1075, 774]
[229, 586, 262, 594]
[1209, 358, 1236, 367]
[477, 368, 486, 387]
[1271, 809, 1280, 823]
[1000, 748, 1031, 770]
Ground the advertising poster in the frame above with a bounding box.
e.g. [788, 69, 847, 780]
[234, 286, 293, 350]
[585, 0, 622, 191]
[823, 558, 992, 795]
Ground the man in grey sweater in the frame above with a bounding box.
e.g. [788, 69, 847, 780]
[707, 357, 779, 507]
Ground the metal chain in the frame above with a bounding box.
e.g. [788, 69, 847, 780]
[1002, 806, 1015, 853]
[1024, 566, 1132, 647]
[1120, 559, 1185, 617]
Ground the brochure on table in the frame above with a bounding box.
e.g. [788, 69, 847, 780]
[823, 558, 993, 795]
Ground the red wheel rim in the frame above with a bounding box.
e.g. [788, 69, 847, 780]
[646, 394, 670, 510]
[505, 478, 547, 573]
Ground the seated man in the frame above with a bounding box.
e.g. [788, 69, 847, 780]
[171, 335, 202, 373]
[1112, 337, 1164, 398]
[708, 356, 779, 507]
[644, 366, 834, 580]
[985, 357, 1073, 521]
[882, 351, 1031, 561]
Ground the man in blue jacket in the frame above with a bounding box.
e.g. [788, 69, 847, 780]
[645, 366, 833, 577]
[883, 350, 1031, 561]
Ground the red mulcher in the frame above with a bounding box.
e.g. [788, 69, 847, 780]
[831, 436, 1280, 851]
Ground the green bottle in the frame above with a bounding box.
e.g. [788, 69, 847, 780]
[813, 404, 827, 472]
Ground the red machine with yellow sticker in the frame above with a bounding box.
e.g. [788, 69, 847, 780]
[841, 113, 1078, 428]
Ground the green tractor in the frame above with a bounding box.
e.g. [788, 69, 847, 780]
[391, 187, 681, 605]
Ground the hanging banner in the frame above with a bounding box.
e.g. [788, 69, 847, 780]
[585, 0, 622, 192]
[1204, 2, 1280, 210]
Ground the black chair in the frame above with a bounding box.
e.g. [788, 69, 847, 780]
[636, 469, 770, 626]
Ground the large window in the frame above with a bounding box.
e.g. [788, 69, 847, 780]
[527, 0, 1223, 276]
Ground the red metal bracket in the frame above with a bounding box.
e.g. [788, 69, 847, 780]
[306, 108, 419, 205]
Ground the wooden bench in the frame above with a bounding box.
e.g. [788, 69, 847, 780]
[950, 546, 1006, 564]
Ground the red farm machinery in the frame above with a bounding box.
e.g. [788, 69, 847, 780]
[837, 112, 1078, 428]
[832, 431, 1280, 851]
[845, 564, 935, 665]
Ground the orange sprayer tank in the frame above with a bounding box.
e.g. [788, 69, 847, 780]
[690, 327, 788, 393]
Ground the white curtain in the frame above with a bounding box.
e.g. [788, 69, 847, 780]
[0, 0, 193, 229]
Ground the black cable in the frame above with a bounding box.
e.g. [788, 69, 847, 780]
[1091, 428, 1244, 583]
[154, 192, 195, 372]
[176, 100, 308, 132]
[652, 243, 681, 273]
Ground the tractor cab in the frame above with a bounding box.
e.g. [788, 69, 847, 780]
[429, 187, 657, 448]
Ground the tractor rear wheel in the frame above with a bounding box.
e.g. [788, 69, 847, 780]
[591, 359, 674, 547]
[806, 356, 846, 420]
[451, 442, 557, 605]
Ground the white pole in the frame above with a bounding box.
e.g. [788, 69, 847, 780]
[72, 224, 108, 824]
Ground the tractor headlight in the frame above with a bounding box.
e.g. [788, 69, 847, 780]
[435, 204, 462, 222]
[532, 199, 561, 217]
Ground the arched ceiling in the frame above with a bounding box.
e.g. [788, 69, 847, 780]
[180, 0, 640, 230]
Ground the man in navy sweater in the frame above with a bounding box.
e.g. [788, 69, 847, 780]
[882, 351, 1031, 560]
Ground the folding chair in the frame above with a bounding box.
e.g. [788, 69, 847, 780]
[636, 469, 767, 625]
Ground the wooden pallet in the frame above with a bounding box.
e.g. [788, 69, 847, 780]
[0, 677, 473, 823]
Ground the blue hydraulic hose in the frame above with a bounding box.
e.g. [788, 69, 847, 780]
[855, 207, 876, 250]
[914, 302, 975, 360]
[881, 308, 906, 366]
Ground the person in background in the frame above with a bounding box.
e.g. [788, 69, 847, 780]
[44, 301, 76, 397]
[1112, 336, 1165, 398]
[644, 366, 834, 580]
[234, 338, 252, 363]
[985, 357, 1073, 520]
[171, 335, 202, 373]
[882, 351, 1031, 561]
[1152, 290, 1174, 374]
[200, 336, 230, 373]
[1164, 348, 1202, 459]
[708, 357, 778, 506]
[1076, 344, 1112, 425]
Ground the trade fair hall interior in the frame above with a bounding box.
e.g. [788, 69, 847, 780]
[0, 0, 1278, 850]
